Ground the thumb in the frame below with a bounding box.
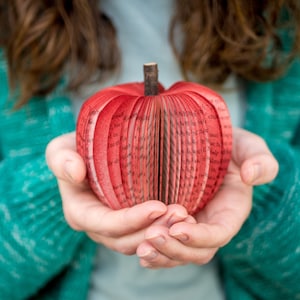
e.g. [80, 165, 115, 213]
[241, 154, 279, 186]
[46, 132, 86, 183]
[233, 128, 279, 185]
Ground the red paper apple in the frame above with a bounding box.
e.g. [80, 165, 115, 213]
[76, 63, 232, 215]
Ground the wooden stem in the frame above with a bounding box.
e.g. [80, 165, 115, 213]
[144, 62, 159, 96]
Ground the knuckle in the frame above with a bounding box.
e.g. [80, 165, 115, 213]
[196, 249, 217, 265]
[217, 235, 231, 247]
[63, 210, 81, 231]
[112, 240, 135, 255]
[254, 135, 266, 146]
[120, 247, 136, 256]
[95, 227, 116, 239]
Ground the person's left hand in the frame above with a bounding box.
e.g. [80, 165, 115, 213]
[136, 128, 279, 268]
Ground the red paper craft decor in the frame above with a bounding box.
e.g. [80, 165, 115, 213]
[76, 63, 232, 215]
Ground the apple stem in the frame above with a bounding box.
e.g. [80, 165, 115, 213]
[144, 62, 159, 96]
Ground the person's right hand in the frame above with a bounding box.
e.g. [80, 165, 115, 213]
[46, 132, 192, 255]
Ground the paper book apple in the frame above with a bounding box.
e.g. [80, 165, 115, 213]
[76, 63, 232, 215]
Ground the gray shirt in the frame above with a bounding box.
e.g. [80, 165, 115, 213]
[71, 0, 243, 299]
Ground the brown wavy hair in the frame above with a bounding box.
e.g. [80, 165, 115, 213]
[1, 0, 300, 107]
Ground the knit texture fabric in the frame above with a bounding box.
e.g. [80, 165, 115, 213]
[218, 59, 300, 299]
[0, 50, 96, 300]
[0, 40, 299, 299]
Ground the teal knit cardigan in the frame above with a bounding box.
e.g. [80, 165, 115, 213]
[0, 46, 299, 299]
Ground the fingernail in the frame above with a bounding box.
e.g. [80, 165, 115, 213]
[149, 235, 166, 246]
[167, 215, 179, 227]
[64, 160, 74, 181]
[149, 210, 165, 220]
[185, 216, 197, 224]
[250, 164, 261, 183]
[137, 250, 158, 260]
[167, 212, 188, 227]
[170, 232, 189, 242]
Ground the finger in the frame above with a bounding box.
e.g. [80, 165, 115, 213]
[137, 241, 184, 269]
[88, 227, 146, 256]
[169, 176, 252, 248]
[46, 132, 86, 183]
[233, 128, 279, 185]
[139, 225, 217, 266]
[169, 221, 236, 249]
[240, 153, 279, 185]
[61, 182, 167, 236]
[88, 205, 191, 256]
[151, 204, 196, 228]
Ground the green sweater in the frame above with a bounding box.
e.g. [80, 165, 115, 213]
[0, 47, 299, 299]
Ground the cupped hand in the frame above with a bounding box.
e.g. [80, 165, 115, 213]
[46, 132, 172, 254]
[136, 128, 279, 268]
